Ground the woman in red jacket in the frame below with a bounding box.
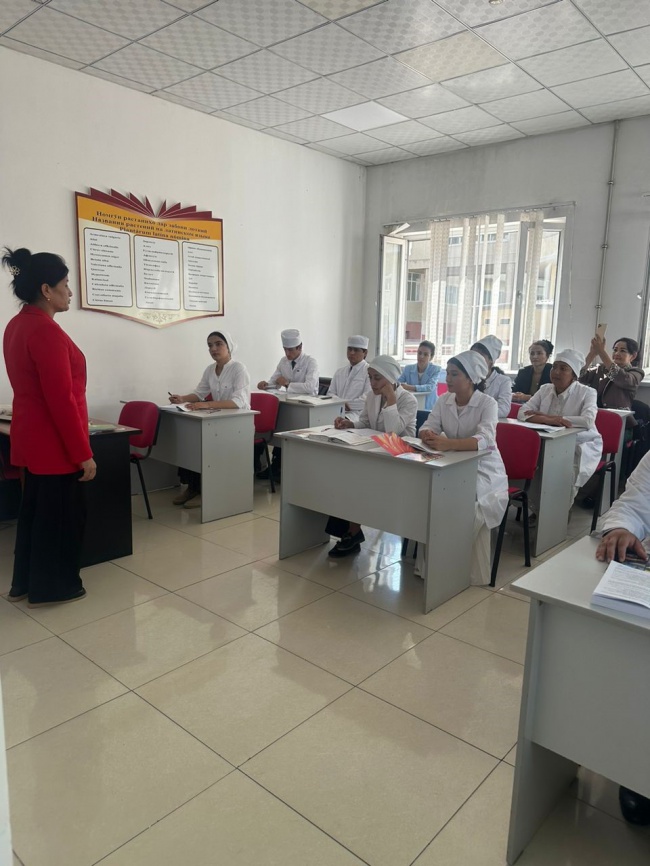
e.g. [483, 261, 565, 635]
[2, 247, 96, 606]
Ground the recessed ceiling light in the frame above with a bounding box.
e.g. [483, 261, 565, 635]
[489, 0, 503, 6]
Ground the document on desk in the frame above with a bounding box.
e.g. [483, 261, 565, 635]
[592, 560, 650, 618]
[284, 395, 335, 406]
[307, 429, 374, 445]
[158, 404, 220, 414]
[508, 420, 566, 434]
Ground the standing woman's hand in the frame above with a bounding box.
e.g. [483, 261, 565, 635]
[79, 458, 97, 481]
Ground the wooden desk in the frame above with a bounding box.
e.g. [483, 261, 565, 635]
[507, 536, 650, 863]
[152, 408, 257, 523]
[277, 429, 481, 613]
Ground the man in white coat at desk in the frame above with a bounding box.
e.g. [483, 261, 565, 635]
[327, 335, 371, 421]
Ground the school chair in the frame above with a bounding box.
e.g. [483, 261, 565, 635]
[622, 400, 650, 482]
[318, 377, 332, 396]
[117, 401, 161, 520]
[507, 403, 520, 419]
[590, 409, 624, 533]
[251, 392, 280, 493]
[490, 423, 542, 586]
[436, 382, 448, 396]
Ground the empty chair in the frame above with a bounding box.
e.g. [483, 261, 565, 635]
[507, 403, 520, 419]
[251, 392, 280, 493]
[590, 409, 624, 532]
[318, 376, 332, 396]
[490, 423, 542, 586]
[117, 401, 160, 520]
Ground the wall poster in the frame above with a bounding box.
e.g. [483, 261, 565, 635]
[76, 189, 223, 328]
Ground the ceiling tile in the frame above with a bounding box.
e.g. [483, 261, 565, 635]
[314, 132, 389, 153]
[510, 110, 591, 134]
[155, 91, 215, 111]
[338, 0, 462, 54]
[274, 78, 364, 113]
[401, 136, 468, 155]
[579, 94, 650, 122]
[7, 6, 129, 64]
[220, 95, 313, 125]
[366, 119, 442, 145]
[481, 89, 568, 122]
[477, 1, 599, 60]
[419, 105, 502, 133]
[329, 57, 431, 99]
[552, 69, 650, 108]
[216, 49, 317, 92]
[609, 27, 650, 68]
[164, 0, 212, 10]
[357, 146, 416, 164]
[454, 124, 525, 144]
[442, 63, 540, 102]
[49, 0, 182, 39]
[306, 141, 353, 157]
[164, 71, 262, 109]
[84, 66, 155, 92]
[0, 0, 37, 33]
[0, 34, 85, 69]
[213, 112, 266, 130]
[94, 44, 202, 89]
[274, 116, 352, 140]
[263, 128, 308, 144]
[298, 0, 385, 20]
[195, 0, 326, 47]
[141, 17, 258, 70]
[572, 0, 650, 35]
[637, 64, 650, 87]
[271, 22, 384, 74]
[396, 31, 506, 83]
[434, 0, 558, 28]
[323, 101, 408, 129]
[378, 83, 469, 117]
[518, 38, 627, 86]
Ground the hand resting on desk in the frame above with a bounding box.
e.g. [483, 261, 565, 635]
[596, 529, 647, 564]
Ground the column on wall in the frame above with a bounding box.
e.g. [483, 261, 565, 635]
[426, 219, 450, 354]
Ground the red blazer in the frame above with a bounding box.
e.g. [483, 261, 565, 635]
[3, 305, 93, 474]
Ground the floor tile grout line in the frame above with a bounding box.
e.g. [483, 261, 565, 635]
[435, 628, 527, 667]
[251, 629, 361, 687]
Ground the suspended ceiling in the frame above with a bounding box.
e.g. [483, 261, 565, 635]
[2, 0, 650, 166]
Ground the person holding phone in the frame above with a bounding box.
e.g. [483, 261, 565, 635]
[579, 334, 643, 414]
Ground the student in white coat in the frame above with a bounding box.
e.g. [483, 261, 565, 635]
[327, 335, 372, 421]
[169, 330, 250, 508]
[471, 334, 512, 419]
[517, 349, 602, 501]
[328, 355, 417, 557]
[418, 350, 509, 584]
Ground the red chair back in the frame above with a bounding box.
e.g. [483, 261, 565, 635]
[118, 401, 160, 451]
[496, 423, 541, 481]
[250, 392, 279, 435]
[436, 382, 448, 396]
[595, 409, 623, 458]
[507, 403, 520, 419]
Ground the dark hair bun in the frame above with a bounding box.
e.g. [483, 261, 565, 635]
[3, 246, 68, 304]
[534, 339, 554, 356]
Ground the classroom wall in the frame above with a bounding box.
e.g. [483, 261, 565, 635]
[0, 48, 366, 420]
[362, 116, 650, 363]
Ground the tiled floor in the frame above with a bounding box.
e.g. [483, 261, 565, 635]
[1, 487, 649, 866]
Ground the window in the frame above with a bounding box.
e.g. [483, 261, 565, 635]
[407, 271, 422, 301]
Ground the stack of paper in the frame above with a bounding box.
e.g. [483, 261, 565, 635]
[592, 560, 650, 619]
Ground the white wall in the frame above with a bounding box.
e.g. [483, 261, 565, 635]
[362, 117, 650, 362]
[0, 48, 366, 419]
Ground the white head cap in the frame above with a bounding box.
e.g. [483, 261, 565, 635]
[554, 349, 584, 378]
[368, 354, 402, 385]
[475, 334, 502, 363]
[451, 350, 488, 384]
[209, 330, 236, 354]
[348, 335, 369, 350]
[281, 329, 301, 348]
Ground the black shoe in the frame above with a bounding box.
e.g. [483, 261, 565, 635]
[28, 588, 87, 608]
[328, 530, 365, 558]
[619, 787, 650, 825]
[580, 496, 596, 509]
[7, 589, 28, 602]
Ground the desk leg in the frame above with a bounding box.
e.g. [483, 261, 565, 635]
[279, 503, 330, 559]
[531, 436, 574, 557]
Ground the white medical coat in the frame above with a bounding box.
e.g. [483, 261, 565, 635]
[267, 353, 319, 395]
[194, 360, 250, 409]
[484, 370, 512, 419]
[327, 360, 371, 419]
[353, 386, 417, 436]
[602, 451, 650, 539]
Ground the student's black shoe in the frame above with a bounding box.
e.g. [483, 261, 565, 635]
[7, 590, 28, 602]
[28, 588, 87, 608]
[328, 530, 365, 558]
[256, 467, 281, 482]
[619, 787, 650, 825]
[580, 496, 596, 509]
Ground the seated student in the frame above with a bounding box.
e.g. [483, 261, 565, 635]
[579, 334, 643, 417]
[398, 340, 442, 411]
[517, 349, 602, 501]
[327, 334, 372, 421]
[257, 329, 319, 481]
[168, 331, 250, 508]
[327, 355, 417, 558]
[471, 334, 511, 419]
[512, 339, 554, 402]
[418, 350, 508, 584]
[595, 451, 650, 827]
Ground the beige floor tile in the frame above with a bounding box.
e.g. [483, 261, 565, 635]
[360, 527, 405, 558]
[575, 769, 650, 834]
[498, 581, 531, 603]
[203, 517, 280, 559]
[13, 854, 23, 866]
[413, 763, 513, 865]
[441, 592, 530, 664]
[7, 692, 231, 866]
[177, 560, 332, 631]
[342, 563, 491, 628]
[130, 518, 191, 553]
[0, 599, 51, 657]
[264, 544, 401, 590]
[116, 534, 254, 591]
[13, 561, 167, 634]
[137, 633, 350, 766]
[504, 743, 517, 766]
[252, 491, 282, 516]
[255, 592, 431, 684]
[362, 632, 522, 758]
[243, 689, 497, 866]
[100, 771, 364, 866]
[151, 506, 259, 538]
[0, 636, 127, 748]
[62, 594, 245, 688]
